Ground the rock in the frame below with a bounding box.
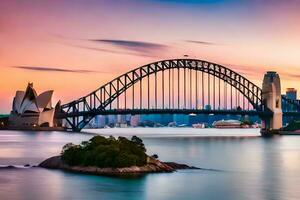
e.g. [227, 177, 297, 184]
[24, 164, 30, 167]
[163, 162, 200, 169]
[39, 156, 68, 169]
[151, 154, 159, 159]
[39, 156, 198, 176]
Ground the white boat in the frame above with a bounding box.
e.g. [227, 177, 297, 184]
[178, 124, 188, 127]
[192, 123, 206, 128]
[212, 119, 242, 128]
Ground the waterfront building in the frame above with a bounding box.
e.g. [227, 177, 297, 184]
[116, 115, 127, 127]
[286, 88, 297, 100]
[161, 114, 173, 126]
[117, 115, 126, 124]
[130, 115, 140, 127]
[0, 115, 9, 129]
[173, 114, 189, 125]
[125, 115, 131, 124]
[141, 114, 161, 123]
[97, 115, 106, 128]
[9, 83, 62, 128]
[108, 115, 117, 125]
[87, 116, 106, 128]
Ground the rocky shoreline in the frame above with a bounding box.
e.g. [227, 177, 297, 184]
[39, 156, 198, 176]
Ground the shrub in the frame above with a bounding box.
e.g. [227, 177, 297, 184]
[282, 120, 300, 131]
[61, 135, 147, 168]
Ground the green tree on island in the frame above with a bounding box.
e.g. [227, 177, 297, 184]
[61, 135, 147, 168]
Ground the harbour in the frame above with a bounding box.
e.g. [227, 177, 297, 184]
[0, 128, 299, 200]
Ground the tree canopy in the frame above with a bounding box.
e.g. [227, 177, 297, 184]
[61, 135, 147, 168]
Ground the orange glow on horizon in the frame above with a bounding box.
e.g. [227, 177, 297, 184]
[1, 0, 300, 112]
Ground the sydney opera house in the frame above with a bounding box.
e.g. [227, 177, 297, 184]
[9, 83, 63, 129]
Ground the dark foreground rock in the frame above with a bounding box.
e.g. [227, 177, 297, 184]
[39, 156, 197, 176]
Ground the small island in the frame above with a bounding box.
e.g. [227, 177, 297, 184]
[39, 135, 197, 176]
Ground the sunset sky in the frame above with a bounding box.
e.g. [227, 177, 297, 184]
[1, 0, 300, 113]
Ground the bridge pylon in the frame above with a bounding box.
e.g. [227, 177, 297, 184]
[261, 71, 282, 136]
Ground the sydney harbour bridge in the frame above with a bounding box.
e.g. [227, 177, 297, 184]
[56, 59, 300, 135]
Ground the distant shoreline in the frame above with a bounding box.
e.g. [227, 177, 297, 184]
[82, 127, 261, 138]
[6, 127, 66, 131]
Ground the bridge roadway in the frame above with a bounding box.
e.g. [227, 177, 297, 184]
[58, 108, 273, 118]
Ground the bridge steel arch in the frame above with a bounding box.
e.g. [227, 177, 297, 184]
[58, 59, 263, 131]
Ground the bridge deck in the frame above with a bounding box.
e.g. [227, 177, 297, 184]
[57, 109, 272, 118]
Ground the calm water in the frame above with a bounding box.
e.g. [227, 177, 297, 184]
[0, 128, 300, 200]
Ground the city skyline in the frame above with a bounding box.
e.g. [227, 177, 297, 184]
[1, 0, 300, 113]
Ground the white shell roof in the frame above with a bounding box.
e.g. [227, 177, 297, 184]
[12, 84, 55, 114]
[19, 98, 36, 113]
[36, 90, 53, 109]
[24, 101, 40, 113]
[13, 91, 25, 113]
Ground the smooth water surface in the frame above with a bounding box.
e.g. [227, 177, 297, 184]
[0, 128, 299, 200]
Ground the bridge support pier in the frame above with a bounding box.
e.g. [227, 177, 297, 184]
[261, 71, 282, 136]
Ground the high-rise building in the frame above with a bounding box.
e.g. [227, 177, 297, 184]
[108, 115, 117, 124]
[286, 88, 297, 100]
[130, 115, 140, 127]
[117, 115, 126, 124]
[94, 115, 106, 128]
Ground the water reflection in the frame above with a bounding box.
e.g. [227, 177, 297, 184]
[0, 129, 299, 200]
